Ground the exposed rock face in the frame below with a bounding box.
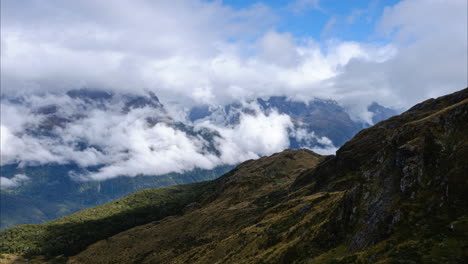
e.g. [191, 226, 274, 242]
[66, 88, 113, 102]
[122, 91, 164, 113]
[1, 88, 467, 263]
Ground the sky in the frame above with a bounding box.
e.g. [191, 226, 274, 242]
[1, 0, 467, 182]
[223, 0, 400, 41]
[1, 0, 467, 110]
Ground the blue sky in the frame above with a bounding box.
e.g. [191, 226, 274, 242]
[221, 0, 401, 42]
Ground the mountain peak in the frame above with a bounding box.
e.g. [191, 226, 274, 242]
[66, 88, 114, 101]
[122, 92, 164, 113]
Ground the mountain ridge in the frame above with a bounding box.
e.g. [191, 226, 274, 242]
[1, 89, 397, 229]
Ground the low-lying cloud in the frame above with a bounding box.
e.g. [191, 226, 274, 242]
[291, 128, 337, 155]
[1, 94, 334, 181]
[0, 174, 30, 189]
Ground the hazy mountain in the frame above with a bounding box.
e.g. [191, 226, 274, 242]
[2, 88, 465, 263]
[189, 96, 398, 147]
[367, 102, 400, 125]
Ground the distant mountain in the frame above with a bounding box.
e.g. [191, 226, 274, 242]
[1, 88, 466, 263]
[0, 89, 230, 229]
[257, 96, 361, 147]
[190, 96, 398, 146]
[367, 101, 399, 125]
[0, 89, 398, 230]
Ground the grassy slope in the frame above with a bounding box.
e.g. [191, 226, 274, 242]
[0, 182, 214, 257]
[0, 165, 232, 230]
[68, 149, 325, 264]
[0, 149, 323, 261]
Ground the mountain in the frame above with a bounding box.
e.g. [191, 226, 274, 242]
[1, 90, 397, 229]
[0, 89, 231, 229]
[367, 102, 399, 125]
[189, 96, 398, 147]
[1, 88, 466, 263]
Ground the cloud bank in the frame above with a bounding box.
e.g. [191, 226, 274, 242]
[2, 0, 466, 120]
[1, 94, 333, 180]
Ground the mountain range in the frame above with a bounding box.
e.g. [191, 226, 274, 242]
[0, 89, 397, 230]
[0, 88, 466, 263]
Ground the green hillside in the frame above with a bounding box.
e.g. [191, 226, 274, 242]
[0, 165, 232, 230]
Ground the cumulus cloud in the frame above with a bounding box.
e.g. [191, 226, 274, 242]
[1, 0, 465, 121]
[1, 0, 275, 95]
[199, 109, 294, 164]
[328, 0, 467, 121]
[0, 174, 30, 189]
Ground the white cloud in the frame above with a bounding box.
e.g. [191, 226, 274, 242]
[331, 0, 467, 121]
[0, 124, 65, 166]
[2, 0, 464, 122]
[258, 31, 300, 67]
[201, 110, 294, 164]
[291, 128, 337, 155]
[0, 174, 30, 189]
[1, 0, 275, 95]
[81, 108, 295, 180]
[81, 121, 221, 181]
[311, 145, 337, 155]
[0, 95, 299, 181]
